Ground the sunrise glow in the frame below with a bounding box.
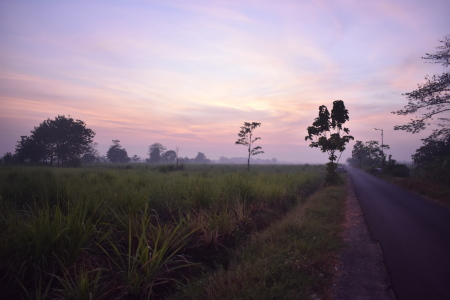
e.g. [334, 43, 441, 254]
[1, 0, 449, 163]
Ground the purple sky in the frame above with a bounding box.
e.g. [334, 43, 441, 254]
[1, 0, 449, 163]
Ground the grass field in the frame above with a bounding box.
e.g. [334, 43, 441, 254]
[0, 164, 346, 299]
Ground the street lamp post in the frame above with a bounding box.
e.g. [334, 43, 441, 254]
[374, 128, 384, 168]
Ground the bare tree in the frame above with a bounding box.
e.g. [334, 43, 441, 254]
[235, 122, 264, 170]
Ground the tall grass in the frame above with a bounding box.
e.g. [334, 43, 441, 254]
[0, 164, 325, 298]
[99, 203, 197, 299]
[178, 184, 347, 299]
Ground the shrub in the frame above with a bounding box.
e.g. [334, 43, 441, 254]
[389, 164, 410, 178]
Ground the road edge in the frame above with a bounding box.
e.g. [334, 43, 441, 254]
[332, 174, 396, 300]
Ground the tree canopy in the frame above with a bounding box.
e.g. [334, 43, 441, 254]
[347, 140, 390, 168]
[81, 142, 100, 163]
[411, 134, 450, 186]
[305, 100, 353, 165]
[392, 35, 450, 138]
[235, 122, 264, 170]
[161, 150, 177, 164]
[107, 140, 130, 163]
[194, 152, 210, 164]
[148, 143, 167, 163]
[14, 115, 95, 166]
[305, 100, 353, 184]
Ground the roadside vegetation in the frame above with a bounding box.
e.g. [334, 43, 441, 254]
[347, 138, 450, 207]
[0, 163, 347, 299]
[386, 177, 450, 208]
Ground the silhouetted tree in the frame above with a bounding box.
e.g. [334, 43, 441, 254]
[107, 140, 130, 163]
[306, 100, 354, 184]
[1, 152, 14, 164]
[14, 115, 95, 166]
[392, 35, 450, 139]
[161, 150, 177, 164]
[235, 122, 264, 170]
[148, 143, 166, 163]
[194, 152, 210, 164]
[15, 135, 46, 163]
[131, 155, 141, 163]
[81, 142, 100, 163]
[412, 133, 450, 185]
[348, 140, 390, 168]
[218, 156, 229, 164]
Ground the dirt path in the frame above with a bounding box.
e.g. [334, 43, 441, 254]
[332, 175, 395, 300]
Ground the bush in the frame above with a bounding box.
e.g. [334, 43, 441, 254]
[389, 164, 410, 178]
[158, 164, 185, 173]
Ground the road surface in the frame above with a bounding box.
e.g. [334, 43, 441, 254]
[347, 167, 450, 300]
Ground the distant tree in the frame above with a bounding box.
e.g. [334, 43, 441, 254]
[98, 156, 109, 163]
[81, 142, 100, 163]
[107, 140, 130, 163]
[148, 143, 166, 163]
[14, 115, 95, 166]
[348, 140, 390, 168]
[392, 35, 450, 139]
[194, 152, 211, 164]
[305, 100, 354, 183]
[131, 155, 141, 163]
[235, 122, 264, 170]
[178, 156, 192, 164]
[349, 141, 369, 168]
[161, 150, 177, 164]
[1, 152, 14, 164]
[218, 156, 229, 164]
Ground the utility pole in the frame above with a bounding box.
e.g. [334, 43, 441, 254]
[374, 128, 384, 168]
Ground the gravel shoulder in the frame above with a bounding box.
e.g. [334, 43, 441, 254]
[332, 175, 396, 300]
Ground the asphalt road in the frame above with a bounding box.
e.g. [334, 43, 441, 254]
[347, 167, 450, 300]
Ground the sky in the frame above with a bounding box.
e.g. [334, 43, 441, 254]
[1, 0, 449, 163]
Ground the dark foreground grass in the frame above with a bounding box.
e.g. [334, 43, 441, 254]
[176, 183, 347, 300]
[0, 164, 328, 299]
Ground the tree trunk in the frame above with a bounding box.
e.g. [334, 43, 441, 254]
[247, 146, 251, 171]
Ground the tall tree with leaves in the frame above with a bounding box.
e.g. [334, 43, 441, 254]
[235, 122, 264, 170]
[392, 35, 450, 139]
[305, 100, 354, 183]
[14, 115, 95, 166]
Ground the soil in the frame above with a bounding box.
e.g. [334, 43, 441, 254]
[332, 175, 396, 300]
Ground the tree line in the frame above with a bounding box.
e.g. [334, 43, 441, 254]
[1, 34, 448, 185]
[1, 116, 212, 167]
